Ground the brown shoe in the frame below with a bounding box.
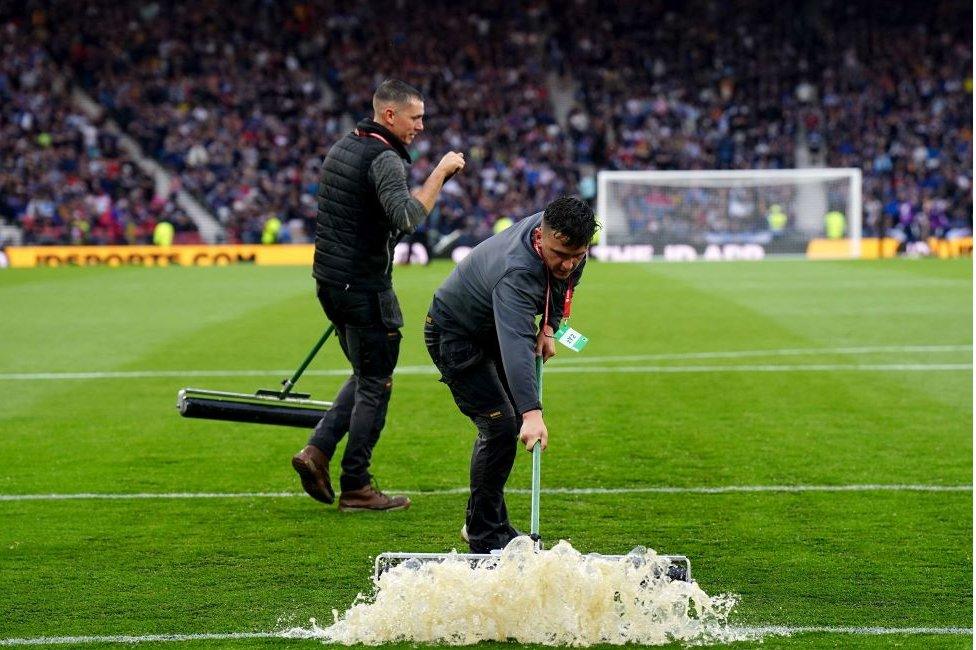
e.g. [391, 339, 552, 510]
[291, 445, 334, 504]
[338, 483, 411, 512]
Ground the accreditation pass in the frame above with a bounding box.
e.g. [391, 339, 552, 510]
[555, 322, 588, 352]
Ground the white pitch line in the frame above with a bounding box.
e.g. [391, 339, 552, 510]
[541, 363, 972, 373]
[0, 491, 306, 501]
[0, 344, 970, 381]
[0, 626, 971, 645]
[741, 625, 972, 636]
[0, 632, 278, 647]
[570, 344, 973, 364]
[0, 369, 337, 380]
[1, 484, 970, 502]
[0, 362, 971, 381]
[508, 484, 974, 495]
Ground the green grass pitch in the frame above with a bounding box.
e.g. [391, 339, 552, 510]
[0, 258, 971, 648]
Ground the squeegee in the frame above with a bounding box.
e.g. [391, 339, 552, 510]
[177, 325, 335, 429]
[374, 356, 692, 582]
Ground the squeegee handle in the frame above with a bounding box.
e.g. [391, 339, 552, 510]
[530, 441, 541, 539]
[281, 324, 335, 397]
[530, 355, 543, 542]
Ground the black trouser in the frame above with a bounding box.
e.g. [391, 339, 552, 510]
[308, 282, 403, 492]
[424, 313, 521, 553]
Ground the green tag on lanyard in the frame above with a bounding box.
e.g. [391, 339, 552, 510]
[555, 322, 588, 352]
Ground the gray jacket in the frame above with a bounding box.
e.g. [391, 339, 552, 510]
[370, 149, 427, 233]
[431, 212, 586, 414]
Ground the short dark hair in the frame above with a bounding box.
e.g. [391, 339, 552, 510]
[373, 79, 423, 111]
[542, 196, 598, 248]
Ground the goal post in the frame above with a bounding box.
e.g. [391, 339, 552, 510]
[596, 168, 862, 260]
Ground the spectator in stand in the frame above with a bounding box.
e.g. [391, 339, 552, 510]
[2, 1, 970, 248]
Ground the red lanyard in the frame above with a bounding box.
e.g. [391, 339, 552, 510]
[533, 229, 575, 326]
[355, 129, 392, 148]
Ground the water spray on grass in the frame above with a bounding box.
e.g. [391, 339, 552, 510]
[286, 537, 750, 646]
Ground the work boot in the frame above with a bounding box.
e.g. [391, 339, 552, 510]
[463, 524, 526, 553]
[291, 445, 334, 504]
[338, 482, 410, 512]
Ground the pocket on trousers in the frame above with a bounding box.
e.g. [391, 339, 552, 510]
[378, 289, 404, 329]
[439, 337, 484, 380]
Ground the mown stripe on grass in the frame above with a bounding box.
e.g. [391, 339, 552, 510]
[1, 484, 970, 501]
[0, 362, 970, 381]
[0, 626, 971, 645]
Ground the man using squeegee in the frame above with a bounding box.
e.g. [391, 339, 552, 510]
[424, 196, 597, 552]
[292, 79, 465, 511]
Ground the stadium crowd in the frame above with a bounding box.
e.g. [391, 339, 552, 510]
[813, 5, 973, 239]
[44, 1, 569, 245]
[554, 1, 972, 240]
[1, 0, 971, 247]
[0, 14, 193, 246]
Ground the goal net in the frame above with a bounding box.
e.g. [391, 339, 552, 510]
[596, 169, 862, 260]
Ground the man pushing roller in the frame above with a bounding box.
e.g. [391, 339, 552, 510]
[424, 197, 597, 552]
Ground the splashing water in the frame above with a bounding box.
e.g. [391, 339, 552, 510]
[285, 537, 752, 646]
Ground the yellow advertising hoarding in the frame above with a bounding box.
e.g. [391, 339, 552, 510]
[4, 245, 315, 268]
[927, 236, 974, 259]
[4, 238, 970, 268]
[806, 237, 973, 260]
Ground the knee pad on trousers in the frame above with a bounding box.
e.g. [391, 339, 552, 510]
[361, 374, 393, 392]
[356, 374, 392, 399]
[473, 412, 518, 441]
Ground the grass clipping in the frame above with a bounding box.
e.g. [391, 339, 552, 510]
[297, 537, 745, 646]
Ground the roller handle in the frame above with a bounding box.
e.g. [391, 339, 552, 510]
[280, 324, 335, 397]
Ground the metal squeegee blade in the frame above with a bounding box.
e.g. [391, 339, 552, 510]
[374, 551, 692, 582]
